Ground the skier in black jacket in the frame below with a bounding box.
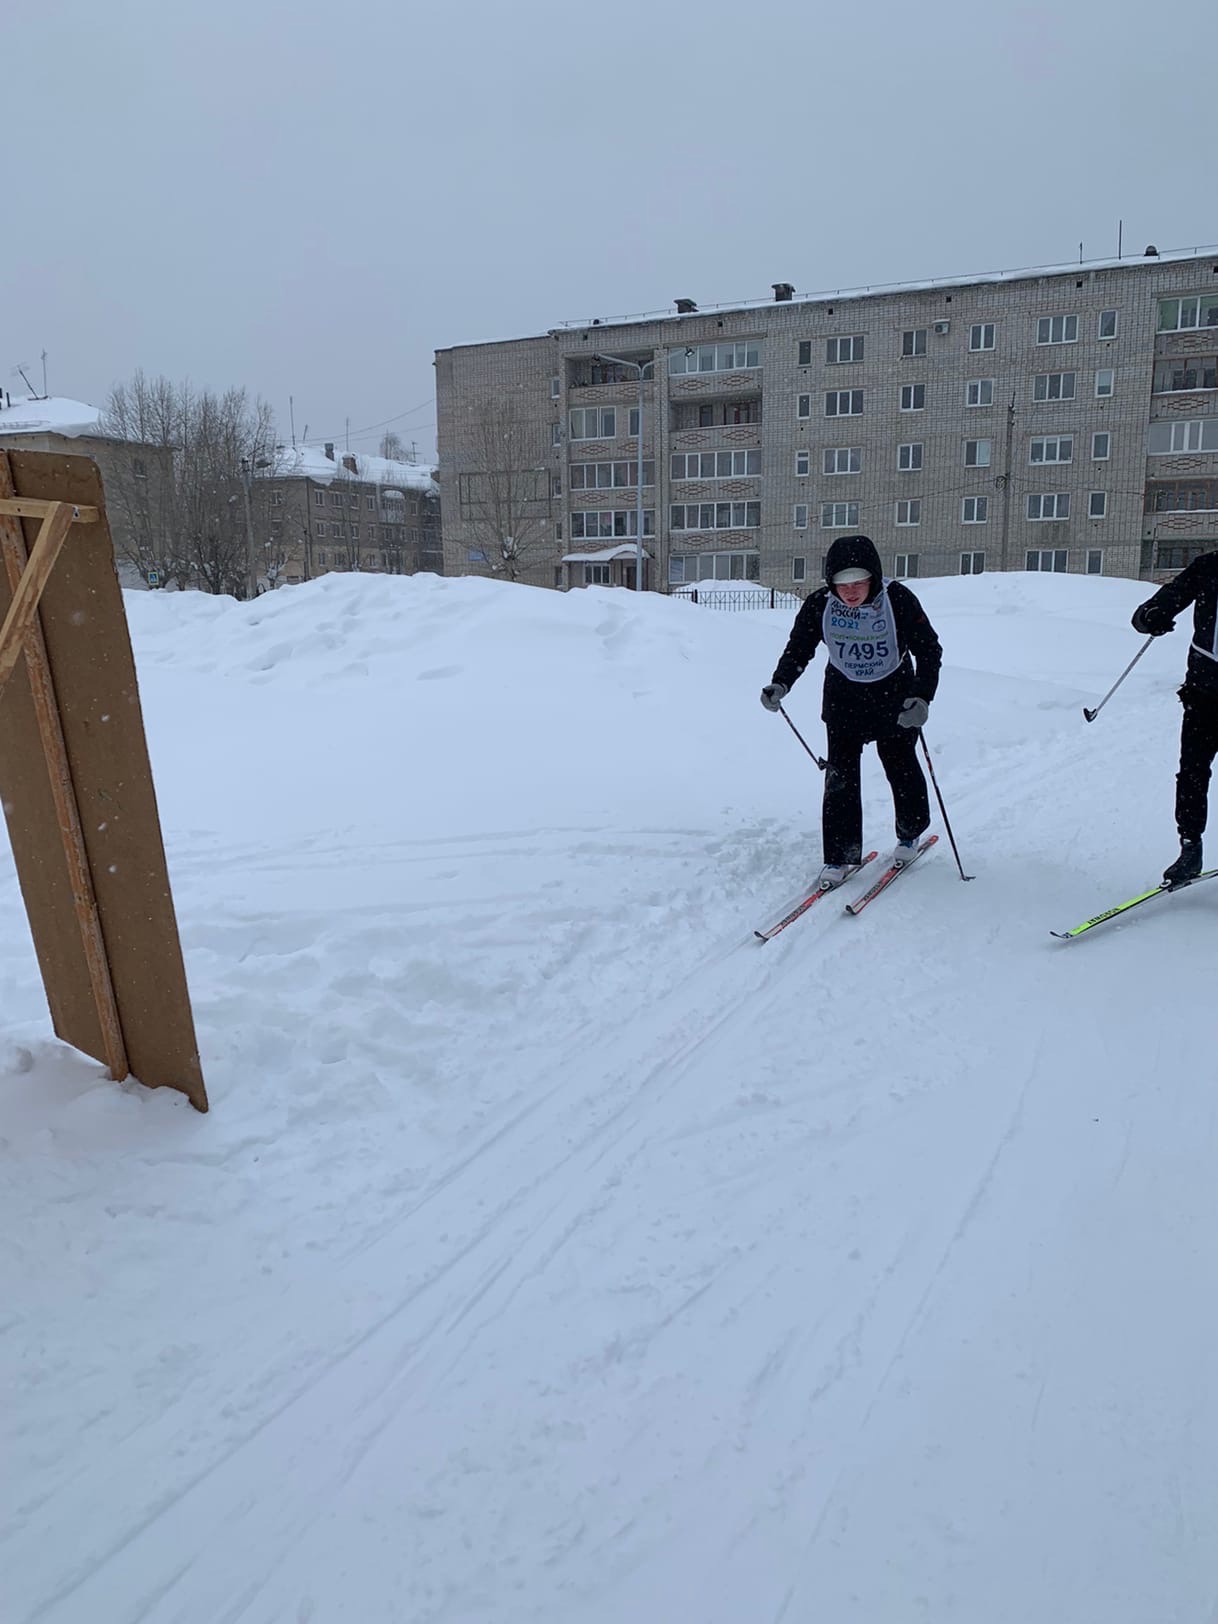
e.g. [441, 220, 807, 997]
[760, 534, 943, 888]
[1132, 548, 1218, 885]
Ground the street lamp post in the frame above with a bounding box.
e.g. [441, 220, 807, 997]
[592, 352, 651, 591]
[239, 455, 272, 595]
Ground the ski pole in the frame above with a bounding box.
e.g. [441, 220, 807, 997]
[1082, 636, 1154, 723]
[919, 732, 974, 881]
[778, 703, 827, 771]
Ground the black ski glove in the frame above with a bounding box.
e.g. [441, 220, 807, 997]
[897, 696, 929, 729]
[1132, 602, 1174, 637]
[760, 682, 788, 713]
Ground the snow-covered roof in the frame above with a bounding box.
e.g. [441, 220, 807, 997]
[561, 545, 654, 564]
[442, 243, 1218, 349]
[273, 443, 437, 494]
[0, 394, 106, 439]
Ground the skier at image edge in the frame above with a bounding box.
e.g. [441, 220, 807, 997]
[1132, 547, 1218, 886]
[760, 534, 943, 888]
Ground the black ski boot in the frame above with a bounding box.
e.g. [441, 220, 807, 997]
[1163, 839, 1203, 888]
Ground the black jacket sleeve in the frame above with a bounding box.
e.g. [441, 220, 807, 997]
[1134, 555, 1216, 633]
[771, 588, 828, 691]
[889, 582, 943, 702]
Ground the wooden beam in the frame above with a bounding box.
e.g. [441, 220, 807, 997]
[0, 456, 129, 1081]
[0, 497, 99, 524]
[0, 501, 78, 699]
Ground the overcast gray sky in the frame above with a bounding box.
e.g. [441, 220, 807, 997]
[4, 0, 1214, 461]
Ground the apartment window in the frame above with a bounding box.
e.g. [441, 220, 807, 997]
[795, 449, 811, 477]
[897, 442, 923, 472]
[826, 335, 865, 364]
[896, 499, 921, 526]
[825, 389, 864, 416]
[569, 406, 616, 439]
[669, 550, 760, 583]
[1095, 369, 1114, 398]
[329, 492, 343, 506]
[960, 551, 986, 575]
[1034, 371, 1076, 401]
[1148, 419, 1218, 454]
[962, 496, 989, 523]
[1157, 295, 1218, 333]
[822, 501, 860, 528]
[669, 451, 756, 481]
[573, 509, 655, 538]
[797, 393, 812, 419]
[313, 490, 325, 507]
[1088, 491, 1107, 519]
[967, 378, 995, 407]
[964, 438, 992, 467]
[669, 342, 760, 374]
[1091, 431, 1110, 460]
[902, 328, 927, 357]
[823, 447, 861, 475]
[970, 323, 996, 351]
[1087, 549, 1104, 575]
[900, 383, 926, 411]
[669, 502, 760, 531]
[551, 421, 561, 446]
[1037, 314, 1079, 344]
[798, 340, 812, 365]
[1030, 435, 1073, 464]
[793, 504, 809, 529]
[1027, 549, 1068, 571]
[1098, 310, 1118, 340]
[351, 523, 360, 540]
[550, 376, 561, 399]
[893, 553, 919, 578]
[1145, 480, 1218, 513]
[314, 521, 325, 536]
[583, 563, 611, 585]
[792, 556, 807, 582]
[1153, 356, 1218, 393]
[1027, 492, 1071, 520]
[366, 495, 376, 509]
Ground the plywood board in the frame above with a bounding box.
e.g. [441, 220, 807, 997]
[0, 449, 206, 1111]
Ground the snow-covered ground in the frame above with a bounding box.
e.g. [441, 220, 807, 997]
[4, 570, 1216, 1624]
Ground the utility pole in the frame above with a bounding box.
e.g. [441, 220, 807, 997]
[998, 392, 1016, 572]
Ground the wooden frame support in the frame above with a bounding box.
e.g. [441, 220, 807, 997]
[0, 449, 206, 1111]
[0, 472, 128, 1081]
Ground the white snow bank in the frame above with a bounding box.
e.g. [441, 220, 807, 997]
[3, 568, 1215, 1624]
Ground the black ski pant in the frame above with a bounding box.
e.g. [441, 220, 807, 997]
[822, 723, 930, 865]
[1176, 685, 1218, 843]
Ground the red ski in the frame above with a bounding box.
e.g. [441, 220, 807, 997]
[844, 835, 938, 917]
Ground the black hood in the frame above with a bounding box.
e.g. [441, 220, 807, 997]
[823, 534, 884, 600]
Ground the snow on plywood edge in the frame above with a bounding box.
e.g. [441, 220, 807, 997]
[0, 394, 105, 439]
[273, 443, 437, 493]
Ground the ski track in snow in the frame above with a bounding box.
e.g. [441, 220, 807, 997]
[4, 572, 1218, 1623]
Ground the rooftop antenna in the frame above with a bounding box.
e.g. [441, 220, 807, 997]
[1079, 241, 1084, 264]
[289, 395, 296, 447]
[1117, 219, 1123, 259]
[345, 415, 350, 453]
[41, 349, 48, 397]
[13, 364, 36, 397]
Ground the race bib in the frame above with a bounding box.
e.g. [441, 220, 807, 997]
[822, 583, 904, 684]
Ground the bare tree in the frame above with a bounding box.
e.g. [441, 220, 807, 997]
[101, 372, 278, 597]
[456, 397, 553, 583]
[379, 430, 409, 462]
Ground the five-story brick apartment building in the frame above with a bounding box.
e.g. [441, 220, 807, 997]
[436, 244, 1218, 591]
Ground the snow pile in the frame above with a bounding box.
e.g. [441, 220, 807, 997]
[3, 570, 1217, 1624]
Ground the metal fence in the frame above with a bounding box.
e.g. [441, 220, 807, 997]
[670, 586, 805, 612]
